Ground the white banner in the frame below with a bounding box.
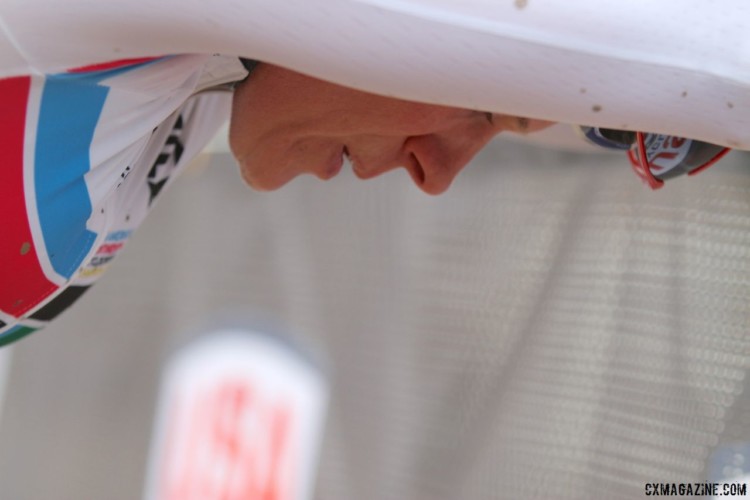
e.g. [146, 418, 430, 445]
[144, 326, 328, 500]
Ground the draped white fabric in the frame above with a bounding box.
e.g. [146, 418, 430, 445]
[2, 0, 749, 147]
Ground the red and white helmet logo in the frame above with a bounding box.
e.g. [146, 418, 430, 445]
[642, 135, 691, 175]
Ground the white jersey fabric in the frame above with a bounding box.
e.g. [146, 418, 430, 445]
[1, 0, 749, 148]
[0, 55, 246, 344]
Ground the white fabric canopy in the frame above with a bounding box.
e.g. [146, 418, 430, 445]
[1, 0, 749, 148]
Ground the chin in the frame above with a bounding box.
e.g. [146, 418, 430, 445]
[242, 163, 307, 192]
[238, 162, 274, 192]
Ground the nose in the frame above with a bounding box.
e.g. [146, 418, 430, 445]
[403, 131, 495, 195]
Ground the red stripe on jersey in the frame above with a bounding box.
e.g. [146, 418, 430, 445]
[68, 57, 160, 74]
[0, 77, 59, 318]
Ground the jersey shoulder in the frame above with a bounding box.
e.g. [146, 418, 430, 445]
[0, 55, 238, 345]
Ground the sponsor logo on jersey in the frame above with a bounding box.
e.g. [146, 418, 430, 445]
[148, 115, 185, 206]
[79, 230, 133, 279]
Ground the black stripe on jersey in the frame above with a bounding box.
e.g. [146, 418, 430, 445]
[29, 285, 91, 321]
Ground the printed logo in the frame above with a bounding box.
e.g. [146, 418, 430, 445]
[148, 114, 185, 206]
[161, 380, 293, 500]
[145, 329, 328, 500]
[79, 229, 132, 279]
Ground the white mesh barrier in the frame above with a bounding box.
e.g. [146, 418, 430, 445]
[0, 141, 749, 499]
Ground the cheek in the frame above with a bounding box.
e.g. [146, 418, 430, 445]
[367, 105, 469, 137]
[228, 88, 293, 165]
[228, 88, 255, 162]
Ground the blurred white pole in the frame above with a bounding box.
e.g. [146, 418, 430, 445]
[0, 348, 12, 427]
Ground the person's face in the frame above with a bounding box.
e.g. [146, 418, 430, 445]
[229, 64, 553, 195]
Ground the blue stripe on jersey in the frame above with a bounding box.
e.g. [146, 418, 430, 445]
[33, 59, 161, 280]
[35, 76, 107, 279]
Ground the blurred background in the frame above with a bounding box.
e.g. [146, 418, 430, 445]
[0, 134, 749, 499]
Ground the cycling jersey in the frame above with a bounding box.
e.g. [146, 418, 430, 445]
[1, 0, 748, 344]
[0, 55, 247, 345]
